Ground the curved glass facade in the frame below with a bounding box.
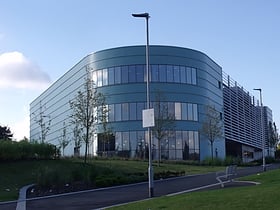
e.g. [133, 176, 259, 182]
[30, 45, 225, 161]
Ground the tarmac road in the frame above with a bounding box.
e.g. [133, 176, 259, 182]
[1, 163, 279, 210]
[25, 163, 280, 210]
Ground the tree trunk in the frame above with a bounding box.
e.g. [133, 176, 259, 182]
[84, 127, 89, 164]
[158, 139, 161, 167]
[211, 141, 214, 161]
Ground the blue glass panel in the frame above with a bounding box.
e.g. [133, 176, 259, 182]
[174, 66, 180, 83]
[108, 67, 114, 85]
[115, 67, 121, 84]
[136, 65, 144, 82]
[166, 65, 173, 82]
[151, 65, 159, 82]
[102, 69, 108, 86]
[180, 66, 186, 83]
[121, 66, 128, 83]
[159, 65, 167, 82]
[129, 65, 136, 83]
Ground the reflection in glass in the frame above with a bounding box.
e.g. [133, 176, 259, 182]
[180, 66, 186, 83]
[108, 67, 114, 85]
[187, 67, 192, 84]
[121, 66, 128, 83]
[128, 65, 136, 83]
[159, 65, 167, 82]
[166, 65, 173, 82]
[192, 68, 197, 84]
[115, 66, 121, 84]
[102, 69, 108, 86]
[174, 66, 180, 83]
[136, 65, 144, 82]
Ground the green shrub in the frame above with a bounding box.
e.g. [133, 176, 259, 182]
[0, 140, 59, 161]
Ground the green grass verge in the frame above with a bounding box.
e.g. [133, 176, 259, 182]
[109, 169, 280, 210]
[0, 159, 223, 202]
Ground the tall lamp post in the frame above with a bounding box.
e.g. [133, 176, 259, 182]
[132, 12, 154, 197]
[254, 88, 266, 171]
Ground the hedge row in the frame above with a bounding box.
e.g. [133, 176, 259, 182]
[0, 140, 59, 161]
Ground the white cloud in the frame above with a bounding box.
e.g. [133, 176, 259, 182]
[12, 116, 30, 141]
[0, 51, 51, 89]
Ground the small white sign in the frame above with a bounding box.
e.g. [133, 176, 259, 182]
[142, 108, 155, 128]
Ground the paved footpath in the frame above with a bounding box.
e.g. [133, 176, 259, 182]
[1, 164, 279, 210]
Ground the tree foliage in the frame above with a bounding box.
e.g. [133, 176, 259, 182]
[69, 71, 105, 163]
[97, 94, 112, 155]
[32, 101, 51, 143]
[0, 125, 13, 140]
[201, 105, 223, 160]
[151, 91, 175, 166]
[58, 122, 70, 156]
[268, 121, 279, 156]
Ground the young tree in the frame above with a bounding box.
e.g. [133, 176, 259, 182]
[32, 101, 51, 143]
[268, 121, 279, 157]
[97, 94, 112, 156]
[69, 71, 105, 163]
[58, 122, 70, 156]
[72, 120, 83, 157]
[152, 91, 175, 166]
[201, 105, 223, 161]
[0, 125, 13, 140]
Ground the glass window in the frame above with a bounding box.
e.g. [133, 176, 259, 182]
[136, 65, 144, 82]
[122, 132, 130, 150]
[102, 68, 108, 86]
[189, 131, 194, 150]
[115, 104, 122, 121]
[175, 102, 181, 120]
[92, 71, 97, 86]
[166, 65, 173, 82]
[186, 67, 192, 84]
[188, 103, 193, 120]
[151, 65, 159, 82]
[137, 102, 145, 120]
[108, 67, 114, 85]
[174, 66, 180, 83]
[137, 131, 145, 145]
[168, 102, 175, 117]
[193, 104, 198, 121]
[97, 70, 103, 87]
[194, 131, 199, 149]
[159, 65, 167, 82]
[108, 104, 114, 122]
[128, 65, 136, 83]
[176, 131, 182, 149]
[115, 66, 121, 84]
[182, 131, 189, 146]
[182, 103, 188, 120]
[192, 68, 197, 85]
[129, 103, 137, 120]
[115, 132, 122, 151]
[180, 66, 186, 83]
[122, 103, 129, 121]
[121, 66, 129, 83]
[130, 131, 137, 156]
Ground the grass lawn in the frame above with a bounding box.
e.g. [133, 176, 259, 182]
[109, 169, 280, 210]
[0, 158, 223, 202]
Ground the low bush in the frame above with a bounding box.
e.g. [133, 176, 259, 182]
[0, 140, 59, 161]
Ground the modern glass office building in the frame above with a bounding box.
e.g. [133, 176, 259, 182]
[30, 45, 273, 161]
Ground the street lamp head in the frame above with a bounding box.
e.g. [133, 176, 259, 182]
[253, 88, 262, 92]
[132, 13, 150, 18]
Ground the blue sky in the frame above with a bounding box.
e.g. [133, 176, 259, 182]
[1, 0, 280, 140]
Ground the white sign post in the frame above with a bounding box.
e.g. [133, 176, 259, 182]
[142, 108, 155, 128]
